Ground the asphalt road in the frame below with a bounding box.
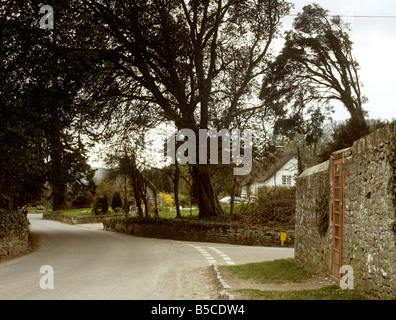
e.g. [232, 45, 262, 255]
[0, 214, 294, 300]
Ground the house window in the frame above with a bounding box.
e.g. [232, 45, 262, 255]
[282, 175, 292, 186]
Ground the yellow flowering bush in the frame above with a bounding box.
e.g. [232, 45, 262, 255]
[159, 192, 174, 210]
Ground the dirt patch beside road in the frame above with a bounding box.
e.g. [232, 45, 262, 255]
[158, 266, 224, 300]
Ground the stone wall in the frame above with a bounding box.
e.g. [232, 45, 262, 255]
[340, 124, 396, 299]
[0, 210, 30, 260]
[295, 160, 332, 272]
[0, 233, 29, 260]
[103, 217, 294, 247]
[42, 213, 123, 225]
[295, 122, 396, 299]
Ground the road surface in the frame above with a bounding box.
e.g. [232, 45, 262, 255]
[0, 214, 294, 300]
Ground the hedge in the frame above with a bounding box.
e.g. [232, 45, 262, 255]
[0, 209, 29, 238]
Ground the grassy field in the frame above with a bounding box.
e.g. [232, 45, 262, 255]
[35, 203, 254, 219]
[221, 259, 369, 300]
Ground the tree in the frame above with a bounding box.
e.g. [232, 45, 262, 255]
[0, 1, 118, 210]
[36, 1, 107, 210]
[83, 0, 292, 218]
[318, 119, 390, 162]
[0, 104, 47, 210]
[261, 4, 369, 145]
[0, 1, 48, 210]
[106, 134, 153, 218]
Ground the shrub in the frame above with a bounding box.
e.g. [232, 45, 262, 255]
[178, 194, 191, 208]
[158, 192, 174, 210]
[239, 186, 296, 228]
[103, 195, 109, 213]
[0, 209, 29, 238]
[111, 192, 122, 212]
[92, 196, 109, 215]
[122, 199, 135, 213]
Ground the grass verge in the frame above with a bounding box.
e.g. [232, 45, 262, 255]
[222, 259, 313, 284]
[221, 259, 369, 300]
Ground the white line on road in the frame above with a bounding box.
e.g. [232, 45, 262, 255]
[185, 243, 236, 265]
[186, 244, 217, 265]
[208, 247, 236, 265]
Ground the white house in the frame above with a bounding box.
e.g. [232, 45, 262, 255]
[240, 148, 298, 199]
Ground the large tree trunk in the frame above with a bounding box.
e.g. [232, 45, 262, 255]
[50, 132, 68, 211]
[191, 165, 223, 218]
[174, 159, 181, 219]
[229, 176, 237, 216]
[52, 182, 67, 211]
[130, 171, 143, 217]
[153, 189, 159, 218]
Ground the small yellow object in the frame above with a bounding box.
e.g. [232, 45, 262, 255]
[278, 232, 287, 246]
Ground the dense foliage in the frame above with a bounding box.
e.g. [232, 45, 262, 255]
[261, 4, 369, 156]
[0, 209, 29, 238]
[93, 196, 109, 215]
[0, 1, 115, 211]
[111, 192, 122, 212]
[242, 187, 296, 229]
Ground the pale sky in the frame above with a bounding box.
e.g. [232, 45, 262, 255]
[282, 0, 396, 121]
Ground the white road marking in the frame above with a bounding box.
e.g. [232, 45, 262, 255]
[184, 243, 236, 265]
[185, 244, 217, 265]
[208, 247, 236, 265]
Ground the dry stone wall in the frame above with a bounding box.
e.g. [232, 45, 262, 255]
[42, 212, 122, 224]
[0, 233, 29, 260]
[104, 217, 294, 247]
[295, 160, 332, 273]
[295, 122, 396, 299]
[340, 124, 395, 299]
[0, 210, 29, 260]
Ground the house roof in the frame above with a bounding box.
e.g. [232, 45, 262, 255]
[239, 148, 298, 186]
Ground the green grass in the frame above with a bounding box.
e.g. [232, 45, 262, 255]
[155, 202, 255, 219]
[37, 208, 94, 216]
[35, 207, 199, 218]
[53, 208, 94, 216]
[238, 285, 368, 300]
[28, 209, 49, 214]
[222, 259, 369, 300]
[153, 203, 259, 221]
[33, 202, 255, 220]
[222, 259, 313, 284]
[155, 208, 199, 219]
